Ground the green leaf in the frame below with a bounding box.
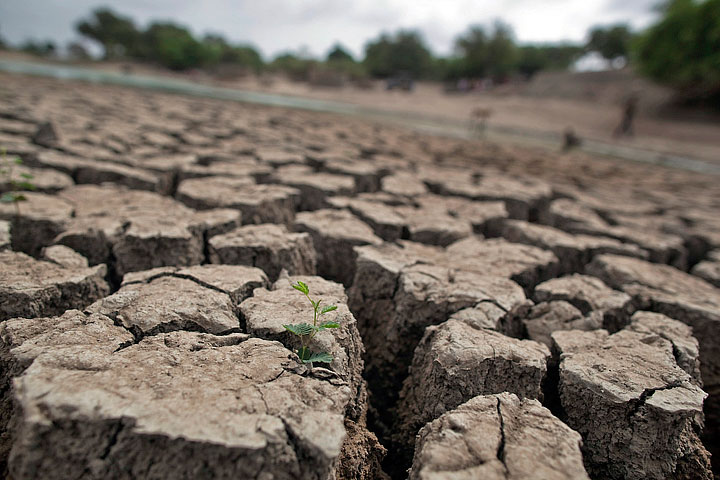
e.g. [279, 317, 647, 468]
[16, 182, 35, 191]
[321, 305, 338, 315]
[292, 280, 309, 295]
[319, 321, 340, 329]
[0, 193, 15, 203]
[20, 173, 34, 180]
[13, 194, 27, 202]
[13, 157, 22, 165]
[283, 323, 313, 336]
[307, 352, 333, 364]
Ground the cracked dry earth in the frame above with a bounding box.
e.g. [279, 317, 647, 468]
[1, 72, 720, 480]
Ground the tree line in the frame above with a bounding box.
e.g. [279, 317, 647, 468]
[1, 0, 717, 102]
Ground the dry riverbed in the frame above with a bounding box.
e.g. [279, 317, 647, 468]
[1, 71, 720, 479]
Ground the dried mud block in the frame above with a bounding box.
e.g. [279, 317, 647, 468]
[0, 221, 9, 251]
[178, 159, 273, 183]
[56, 185, 206, 275]
[425, 171, 551, 220]
[348, 241, 445, 333]
[294, 209, 382, 287]
[32, 151, 159, 192]
[240, 275, 364, 416]
[188, 208, 243, 238]
[0, 192, 73, 255]
[0, 164, 73, 193]
[209, 224, 316, 281]
[8, 332, 355, 480]
[553, 328, 712, 479]
[409, 393, 589, 480]
[175, 175, 255, 208]
[328, 197, 405, 241]
[0, 251, 109, 322]
[320, 157, 388, 192]
[396, 320, 549, 452]
[601, 225, 688, 269]
[89, 265, 267, 336]
[534, 274, 634, 331]
[40, 245, 89, 269]
[177, 177, 300, 225]
[523, 301, 603, 347]
[544, 198, 609, 234]
[446, 237, 560, 291]
[692, 251, 720, 288]
[502, 220, 648, 273]
[133, 153, 198, 193]
[353, 258, 530, 436]
[394, 205, 473, 247]
[626, 311, 702, 385]
[0, 310, 133, 475]
[173, 264, 269, 306]
[416, 195, 508, 237]
[31, 121, 59, 147]
[586, 254, 720, 389]
[255, 148, 306, 167]
[381, 172, 428, 197]
[545, 199, 687, 268]
[271, 169, 356, 210]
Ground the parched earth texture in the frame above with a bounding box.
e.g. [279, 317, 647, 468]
[1, 72, 720, 479]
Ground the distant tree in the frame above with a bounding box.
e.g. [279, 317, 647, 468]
[455, 22, 518, 81]
[201, 34, 263, 71]
[634, 0, 720, 104]
[327, 43, 354, 63]
[363, 30, 432, 78]
[20, 40, 56, 57]
[586, 24, 633, 61]
[76, 8, 141, 59]
[485, 22, 519, 81]
[517, 44, 584, 77]
[67, 41, 91, 60]
[140, 22, 206, 70]
[455, 26, 489, 78]
[271, 53, 317, 81]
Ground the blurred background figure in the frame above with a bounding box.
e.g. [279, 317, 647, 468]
[614, 91, 639, 137]
[562, 127, 582, 151]
[469, 106, 492, 137]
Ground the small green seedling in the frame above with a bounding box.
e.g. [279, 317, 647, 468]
[1, 148, 35, 216]
[283, 280, 340, 366]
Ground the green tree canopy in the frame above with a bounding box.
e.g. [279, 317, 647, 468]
[634, 0, 720, 103]
[270, 53, 317, 81]
[20, 40, 56, 57]
[76, 8, 141, 59]
[327, 43, 354, 63]
[586, 24, 632, 60]
[139, 22, 208, 70]
[201, 34, 263, 71]
[517, 44, 584, 77]
[455, 26, 488, 77]
[454, 22, 519, 80]
[363, 30, 433, 78]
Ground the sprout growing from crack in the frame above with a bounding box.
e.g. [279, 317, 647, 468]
[1, 148, 35, 216]
[283, 280, 339, 366]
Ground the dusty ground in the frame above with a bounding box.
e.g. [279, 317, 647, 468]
[4, 51, 720, 166]
[1, 71, 720, 479]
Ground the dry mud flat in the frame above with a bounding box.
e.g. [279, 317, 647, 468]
[0, 72, 720, 479]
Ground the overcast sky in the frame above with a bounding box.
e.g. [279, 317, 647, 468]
[0, 0, 659, 59]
